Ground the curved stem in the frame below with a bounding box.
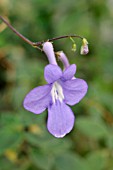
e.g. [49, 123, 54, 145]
[0, 16, 34, 46]
[0, 16, 83, 50]
[33, 35, 83, 47]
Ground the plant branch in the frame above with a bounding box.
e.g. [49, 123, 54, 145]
[0, 16, 84, 50]
[33, 35, 83, 47]
[0, 16, 34, 46]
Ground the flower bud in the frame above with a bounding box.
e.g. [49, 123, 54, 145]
[80, 38, 89, 55]
[56, 51, 70, 69]
[71, 43, 77, 52]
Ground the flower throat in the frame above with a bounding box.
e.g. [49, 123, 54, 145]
[51, 82, 64, 103]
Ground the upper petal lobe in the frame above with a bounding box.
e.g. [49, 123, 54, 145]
[62, 64, 76, 81]
[44, 64, 62, 83]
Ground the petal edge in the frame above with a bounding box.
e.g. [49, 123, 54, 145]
[47, 101, 75, 138]
[23, 84, 51, 114]
[62, 78, 88, 105]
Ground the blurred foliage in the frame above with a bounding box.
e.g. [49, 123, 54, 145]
[0, 0, 113, 170]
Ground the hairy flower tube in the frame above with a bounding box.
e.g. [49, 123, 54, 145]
[23, 42, 88, 138]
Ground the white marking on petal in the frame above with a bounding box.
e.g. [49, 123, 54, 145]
[51, 82, 64, 103]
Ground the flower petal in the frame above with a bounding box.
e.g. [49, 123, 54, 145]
[44, 64, 62, 83]
[62, 78, 88, 105]
[47, 101, 75, 138]
[23, 84, 52, 114]
[62, 64, 76, 81]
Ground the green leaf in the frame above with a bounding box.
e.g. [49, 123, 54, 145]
[0, 157, 15, 170]
[29, 148, 54, 170]
[76, 117, 109, 139]
[25, 132, 72, 154]
[0, 112, 22, 127]
[18, 109, 46, 126]
[55, 152, 89, 170]
[106, 133, 113, 149]
[0, 127, 23, 155]
[0, 156, 30, 170]
[86, 151, 108, 170]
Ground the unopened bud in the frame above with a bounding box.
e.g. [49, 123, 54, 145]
[70, 37, 77, 52]
[72, 43, 76, 52]
[80, 38, 89, 55]
[56, 51, 70, 69]
[80, 44, 89, 55]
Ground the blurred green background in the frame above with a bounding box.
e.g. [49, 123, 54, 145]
[0, 0, 113, 170]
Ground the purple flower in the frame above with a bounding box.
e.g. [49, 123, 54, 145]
[23, 63, 88, 138]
